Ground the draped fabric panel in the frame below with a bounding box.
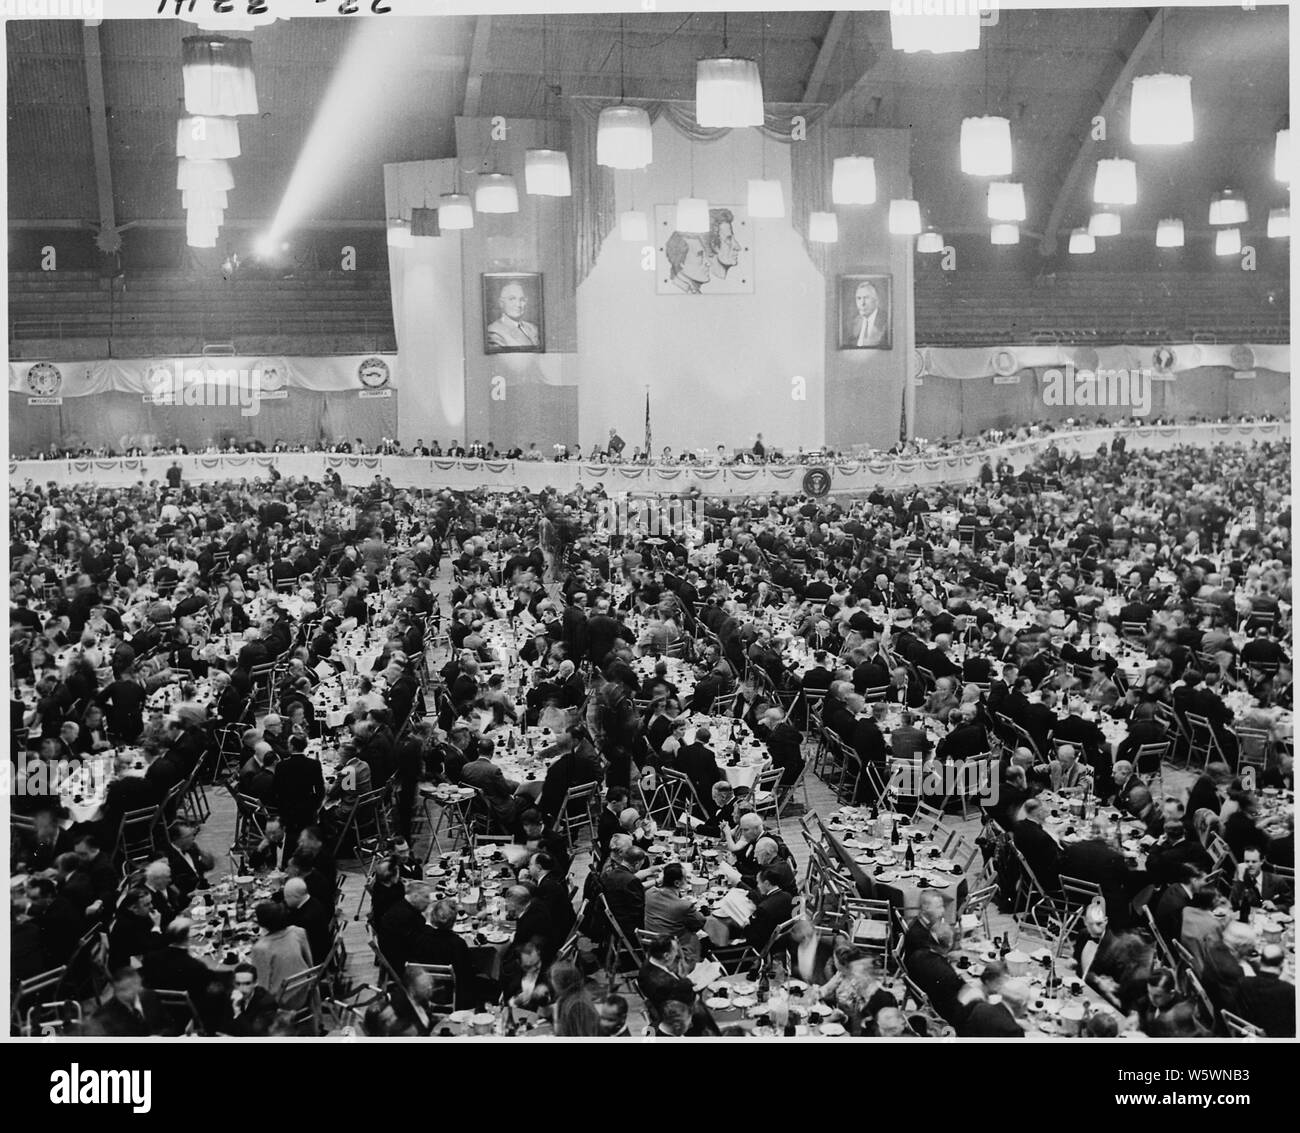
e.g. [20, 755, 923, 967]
[568, 98, 829, 284]
[911, 367, 1290, 441]
[919, 343, 1292, 380]
[9, 390, 397, 456]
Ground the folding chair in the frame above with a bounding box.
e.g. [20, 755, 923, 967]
[842, 897, 893, 966]
[555, 782, 602, 852]
[655, 767, 706, 823]
[555, 898, 589, 963]
[1232, 727, 1271, 777]
[598, 894, 646, 992]
[115, 804, 162, 869]
[911, 801, 948, 841]
[329, 786, 391, 862]
[1140, 903, 1177, 972]
[955, 883, 999, 941]
[1009, 841, 1061, 919]
[1182, 966, 1216, 1031]
[1171, 938, 1202, 976]
[278, 961, 329, 1035]
[1221, 1009, 1266, 1038]
[406, 962, 457, 1010]
[424, 788, 477, 861]
[1058, 873, 1103, 915]
[750, 767, 784, 829]
[153, 988, 205, 1035]
[10, 967, 67, 1035]
[1183, 711, 1214, 774]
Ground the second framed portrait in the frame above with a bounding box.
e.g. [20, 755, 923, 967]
[483, 272, 544, 353]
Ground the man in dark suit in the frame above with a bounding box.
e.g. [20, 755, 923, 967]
[528, 851, 576, 941]
[377, 883, 434, 973]
[1059, 827, 1136, 929]
[1200, 922, 1257, 1012]
[1232, 944, 1296, 1037]
[283, 877, 332, 963]
[1153, 863, 1206, 943]
[675, 726, 724, 807]
[506, 884, 557, 968]
[904, 920, 965, 1025]
[88, 967, 171, 1036]
[936, 706, 989, 762]
[271, 742, 325, 850]
[1013, 799, 1062, 895]
[746, 869, 795, 954]
[585, 602, 629, 666]
[690, 663, 734, 714]
[957, 984, 1028, 1037]
[637, 935, 697, 1016]
[217, 964, 279, 1036]
[407, 898, 481, 1009]
[139, 919, 216, 1002]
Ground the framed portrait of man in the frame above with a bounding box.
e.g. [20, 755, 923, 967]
[483, 272, 544, 354]
[655, 205, 753, 294]
[838, 274, 892, 350]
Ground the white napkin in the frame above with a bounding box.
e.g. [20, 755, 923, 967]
[688, 959, 724, 990]
[717, 862, 741, 887]
[715, 887, 755, 927]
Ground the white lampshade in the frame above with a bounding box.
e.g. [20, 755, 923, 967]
[182, 36, 259, 117]
[1209, 191, 1248, 226]
[831, 156, 876, 205]
[182, 188, 228, 210]
[185, 207, 224, 228]
[475, 173, 519, 214]
[1129, 74, 1194, 145]
[990, 223, 1019, 246]
[808, 211, 839, 243]
[1267, 207, 1290, 238]
[524, 149, 572, 197]
[1093, 158, 1137, 205]
[185, 214, 219, 248]
[959, 116, 1013, 176]
[386, 219, 413, 249]
[1155, 217, 1185, 247]
[747, 179, 785, 218]
[619, 210, 649, 242]
[1088, 211, 1122, 237]
[437, 193, 474, 230]
[596, 105, 653, 170]
[987, 181, 1026, 222]
[890, 11, 980, 53]
[916, 229, 945, 254]
[176, 158, 234, 193]
[1275, 129, 1291, 183]
[1068, 228, 1096, 255]
[695, 57, 765, 128]
[175, 115, 240, 160]
[1214, 227, 1242, 256]
[675, 197, 709, 232]
[888, 199, 922, 235]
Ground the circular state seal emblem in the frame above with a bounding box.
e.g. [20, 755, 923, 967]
[1230, 344, 1255, 371]
[253, 359, 285, 392]
[990, 348, 1018, 377]
[802, 466, 832, 498]
[358, 356, 391, 388]
[1152, 346, 1177, 373]
[26, 362, 62, 396]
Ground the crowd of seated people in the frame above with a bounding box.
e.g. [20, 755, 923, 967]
[18, 411, 1283, 463]
[7, 423, 1292, 1037]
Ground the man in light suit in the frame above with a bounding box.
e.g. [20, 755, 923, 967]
[486, 281, 540, 349]
[846, 280, 887, 347]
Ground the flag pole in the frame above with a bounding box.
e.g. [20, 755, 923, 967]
[644, 384, 652, 462]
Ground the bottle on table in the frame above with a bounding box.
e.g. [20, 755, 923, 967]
[904, 839, 915, 870]
[757, 964, 771, 1004]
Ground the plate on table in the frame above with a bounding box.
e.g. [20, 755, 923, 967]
[876, 870, 899, 883]
[485, 930, 510, 944]
[732, 979, 757, 994]
[648, 845, 668, 855]
[923, 876, 951, 889]
[817, 1021, 846, 1036]
[853, 855, 874, 866]
[730, 995, 756, 1008]
[1036, 1018, 1061, 1036]
[705, 996, 732, 1010]
[453, 921, 473, 935]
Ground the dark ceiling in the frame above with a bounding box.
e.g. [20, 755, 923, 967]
[5, 7, 1291, 247]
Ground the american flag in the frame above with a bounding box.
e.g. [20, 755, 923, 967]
[644, 387, 652, 458]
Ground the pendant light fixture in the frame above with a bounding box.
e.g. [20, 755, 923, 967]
[990, 223, 1019, 245]
[745, 27, 783, 218]
[1267, 207, 1290, 238]
[960, 116, 1012, 177]
[1208, 190, 1248, 226]
[177, 158, 234, 193]
[695, 13, 764, 128]
[986, 181, 1026, 222]
[808, 211, 838, 243]
[1093, 158, 1137, 205]
[1130, 73, 1194, 145]
[475, 172, 519, 214]
[888, 199, 922, 235]
[182, 35, 259, 117]
[525, 19, 572, 197]
[1275, 128, 1290, 183]
[597, 17, 652, 169]
[916, 228, 945, 254]
[438, 193, 474, 230]
[386, 218, 413, 248]
[1088, 211, 1122, 237]
[890, 10, 980, 53]
[831, 155, 876, 205]
[1155, 217, 1185, 247]
[1068, 228, 1095, 254]
[1214, 227, 1242, 256]
[175, 115, 240, 160]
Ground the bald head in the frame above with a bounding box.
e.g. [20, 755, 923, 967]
[283, 877, 309, 908]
